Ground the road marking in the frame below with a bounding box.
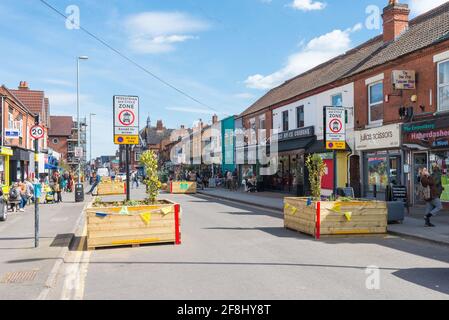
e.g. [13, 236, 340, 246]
[60, 223, 91, 300]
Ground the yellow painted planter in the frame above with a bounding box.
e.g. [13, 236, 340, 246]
[86, 200, 182, 250]
[284, 198, 387, 238]
[170, 181, 197, 194]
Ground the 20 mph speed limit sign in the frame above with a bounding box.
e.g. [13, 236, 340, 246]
[30, 125, 45, 140]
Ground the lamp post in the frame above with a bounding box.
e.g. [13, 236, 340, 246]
[89, 113, 96, 169]
[76, 56, 88, 202]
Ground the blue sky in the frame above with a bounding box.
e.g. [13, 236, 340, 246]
[0, 0, 446, 158]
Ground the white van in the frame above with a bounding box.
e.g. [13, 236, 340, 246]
[97, 168, 110, 177]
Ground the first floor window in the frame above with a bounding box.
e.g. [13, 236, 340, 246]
[296, 106, 304, 128]
[332, 93, 343, 107]
[368, 82, 384, 124]
[438, 60, 449, 112]
[282, 111, 289, 132]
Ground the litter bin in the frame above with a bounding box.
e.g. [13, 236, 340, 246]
[75, 183, 84, 203]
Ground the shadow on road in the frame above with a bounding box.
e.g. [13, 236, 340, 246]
[392, 268, 449, 295]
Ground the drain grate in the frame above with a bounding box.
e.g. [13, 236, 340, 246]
[1, 270, 38, 284]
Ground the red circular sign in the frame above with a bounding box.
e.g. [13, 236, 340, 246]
[30, 125, 45, 140]
[118, 109, 136, 126]
[329, 118, 343, 133]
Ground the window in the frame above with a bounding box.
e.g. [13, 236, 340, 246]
[368, 82, 384, 124]
[52, 138, 59, 145]
[296, 106, 304, 128]
[282, 111, 289, 132]
[259, 115, 266, 130]
[8, 107, 13, 129]
[331, 93, 343, 107]
[438, 60, 449, 112]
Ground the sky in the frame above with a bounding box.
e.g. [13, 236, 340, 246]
[0, 0, 447, 158]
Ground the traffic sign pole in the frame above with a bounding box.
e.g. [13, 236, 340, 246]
[32, 119, 40, 248]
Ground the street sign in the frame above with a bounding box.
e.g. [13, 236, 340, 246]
[30, 125, 45, 140]
[113, 95, 140, 145]
[5, 129, 20, 139]
[324, 107, 346, 150]
[75, 147, 84, 159]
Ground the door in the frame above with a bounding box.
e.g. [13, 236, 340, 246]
[413, 152, 428, 204]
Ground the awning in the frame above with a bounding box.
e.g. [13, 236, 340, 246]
[45, 164, 59, 170]
[277, 137, 315, 153]
[11, 148, 33, 161]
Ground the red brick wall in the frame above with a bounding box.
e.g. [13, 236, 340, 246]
[48, 136, 68, 161]
[354, 45, 447, 129]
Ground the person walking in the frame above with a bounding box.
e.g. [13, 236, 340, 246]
[86, 172, 101, 195]
[421, 166, 443, 227]
[53, 172, 62, 203]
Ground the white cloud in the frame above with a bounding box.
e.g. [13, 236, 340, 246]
[408, 0, 447, 16]
[245, 25, 361, 90]
[125, 12, 209, 54]
[290, 0, 327, 11]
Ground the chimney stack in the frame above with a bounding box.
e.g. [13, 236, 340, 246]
[156, 120, 164, 131]
[382, 0, 410, 43]
[212, 114, 219, 124]
[18, 81, 29, 90]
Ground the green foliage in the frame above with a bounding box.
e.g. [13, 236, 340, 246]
[306, 154, 327, 201]
[140, 150, 162, 204]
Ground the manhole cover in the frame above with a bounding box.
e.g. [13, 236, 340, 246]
[1, 270, 38, 284]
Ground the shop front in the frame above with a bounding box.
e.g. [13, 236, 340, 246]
[264, 126, 315, 195]
[10, 147, 33, 183]
[0, 146, 13, 193]
[355, 124, 402, 200]
[402, 116, 449, 205]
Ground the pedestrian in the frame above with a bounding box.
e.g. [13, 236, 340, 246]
[232, 168, 238, 191]
[86, 172, 101, 195]
[8, 182, 22, 212]
[25, 178, 35, 203]
[53, 172, 62, 203]
[420, 166, 443, 227]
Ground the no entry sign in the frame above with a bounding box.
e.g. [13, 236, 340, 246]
[324, 107, 346, 150]
[113, 95, 140, 145]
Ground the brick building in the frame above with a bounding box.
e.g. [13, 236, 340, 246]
[48, 116, 73, 162]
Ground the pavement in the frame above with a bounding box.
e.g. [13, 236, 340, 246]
[0, 189, 92, 300]
[198, 188, 449, 246]
[42, 186, 449, 300]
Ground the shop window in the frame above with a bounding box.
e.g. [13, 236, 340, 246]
[331, 93, 343, 107]
[367, 154, 388, 192]
[438, 60, 449, 112]
[259, 115, 266, 130]
[282, 111, 289, 132]
[296, 106, 304, 128]
[0, 157, 5, 185]
[368, 82, 383, 125]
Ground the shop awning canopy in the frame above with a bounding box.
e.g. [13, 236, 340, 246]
[45, 164, 59, 170]
[277, 137, 315, 153]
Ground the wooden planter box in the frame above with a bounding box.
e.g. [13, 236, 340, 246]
[86, 200, 181, 250]
[170, 181, 197, 194]
[95, 181, 126, 196]
[284, 198, 387, 238]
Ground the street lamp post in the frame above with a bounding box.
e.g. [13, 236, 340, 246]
[89, 113, 96, 169]
[76, 56, 88, 202]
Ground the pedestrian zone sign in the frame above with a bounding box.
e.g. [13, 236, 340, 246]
[113, 95, 140, 145]
[325, 107, 346, 150]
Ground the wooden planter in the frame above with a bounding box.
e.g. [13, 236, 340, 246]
[284, 198, 387, 238]
[170, 181, 197, 194]
[95, 181, 126, 196]
[86, 200, 181, 250]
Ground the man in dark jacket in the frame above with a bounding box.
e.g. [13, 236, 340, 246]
[421, 166, 443, 227]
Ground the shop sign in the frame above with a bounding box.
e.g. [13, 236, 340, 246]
[273, 126, 314, 142]
[403, 117, 449, 149]
[355, 124, 401, 151]
[0, 147, 13, 156]
[5, 129, 20, 139]
[324, 107, 346, 150]
[392, 70, 416, 90]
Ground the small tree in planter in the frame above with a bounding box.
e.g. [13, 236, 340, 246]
[140, 150, 162, 204]
[305, 154, 327, 200]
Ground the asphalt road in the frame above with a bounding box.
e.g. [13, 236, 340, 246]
[51, 188, 449, 300]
